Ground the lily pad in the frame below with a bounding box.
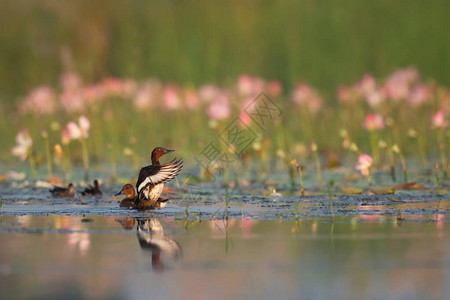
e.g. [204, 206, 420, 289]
[342, 187, 363, 195]
[369, 186, 395, 195]
[368, 186, 395, 195]
[391, 181, 424, 190]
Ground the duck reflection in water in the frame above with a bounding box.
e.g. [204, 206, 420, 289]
[116, 217, 182, 271]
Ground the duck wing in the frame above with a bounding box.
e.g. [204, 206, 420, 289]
[136, 158, 183, 193]
[49, 186, 66, 193]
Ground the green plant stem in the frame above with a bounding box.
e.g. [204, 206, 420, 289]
[28, 149, 37, 179]
[437, 130, 448, 177]
[435, 163, 440, 195]
[398, 152, 407, 182]
[44, 137, 52, 178]
[63, 144, 72, 179]
[297, 166, 304, 196]
[80, 138, 89, 180]
[109, 146, 117, 181]
[370, 131, 379, 166]
[313, 151, 322, 183]
[417, 135, 428, 168]
[387, 148, 396, 182]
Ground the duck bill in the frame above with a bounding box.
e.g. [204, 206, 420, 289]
[114, 190, 124, 196]
[164, 149, 174, 154]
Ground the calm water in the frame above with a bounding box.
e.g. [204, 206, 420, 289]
[1, 165, 450, 299]
[0, 214, 449, 300]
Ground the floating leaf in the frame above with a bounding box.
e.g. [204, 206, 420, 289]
[345, 174, 362, 181]
[368, 186, 395, 195]
[387, 197, 403, 202]
[391, 181, 424, 190]
[342, 187, 363, 195]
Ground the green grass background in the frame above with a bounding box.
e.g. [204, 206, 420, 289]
[0, 0, 449, 99]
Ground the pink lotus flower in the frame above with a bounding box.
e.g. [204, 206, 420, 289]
[364, 113, 385, 131]
[11, 129, 33, 161]
[292, 83, 324, 114]
[61, 129, 71, 145]
[132, 80, 161, 110]
[407, 84, 432, 106]
[198, 84, 219, 103]
[431, 110, 448, 128]
[237, 74, 265, 97]
[267, 80, 282, 97]
[237, 74, 254, 97]
[365, 89, 386, 108]
[60, 90, 84, 112]
[336, 85, 352, 103]
[79, 115, 90, 138]
[383, 67, 418, 101]
[240, 96, 257, 112]
[66, 122, 82, 140]
[102, 78, 124, 96]
[161, 85, 181, 110]
[121, 79, 138, 98]
[356, 74, 376, 97]
[306, 95, 324, 114]
[292, 83, 312, 105]
[184, 88, 200, 110]
[19, 86, 56, 115]
[355, 154, 373, 177]
[60, 71, 82, 92]
[133, 86, 153, 110]
[207, 92, 231, 121]
[238, 112, 252, 127]
[82, 84, 105, 102]
[65, 115, 90, 140]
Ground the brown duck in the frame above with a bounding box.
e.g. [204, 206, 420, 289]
[116, 184, 137, 208]
[49, 183, 74, 198]
[135, 147, 182, 209]
[81, 179, 102, 196]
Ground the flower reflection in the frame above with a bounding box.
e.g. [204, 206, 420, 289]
[67, 232, 90, 256]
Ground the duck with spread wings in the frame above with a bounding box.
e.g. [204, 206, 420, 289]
[135, 147, 183, 209]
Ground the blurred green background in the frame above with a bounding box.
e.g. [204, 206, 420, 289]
[0, 0, 449, 100]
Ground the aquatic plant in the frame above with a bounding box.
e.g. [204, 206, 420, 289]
[364, 113, 384, 165]
[107, 144, 117, 182]
[290, 159, 304, 196]
[65, 116, 90, 179]
[3, 67, 449, 186]
[41, 130, 52, 178]
[310, 141, 322, 182]
[214, 186, 236, 219]
[11, 129, 36, 178]
[392, 144, 408, 182]
[431, 110, 448, 176]
[355, 154, 373, 184]
[435, 163, 441, 195]
[408, 128, 428, 167]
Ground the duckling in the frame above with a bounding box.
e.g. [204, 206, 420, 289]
[116, 184, 137, 208]
[81, 179, 102, 196]
[49, 183, 74, 198]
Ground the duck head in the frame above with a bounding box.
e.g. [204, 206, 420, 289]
[115, 184, 136, 198]
[151, 147, 174, 165]
[68, 183, 74, 193]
